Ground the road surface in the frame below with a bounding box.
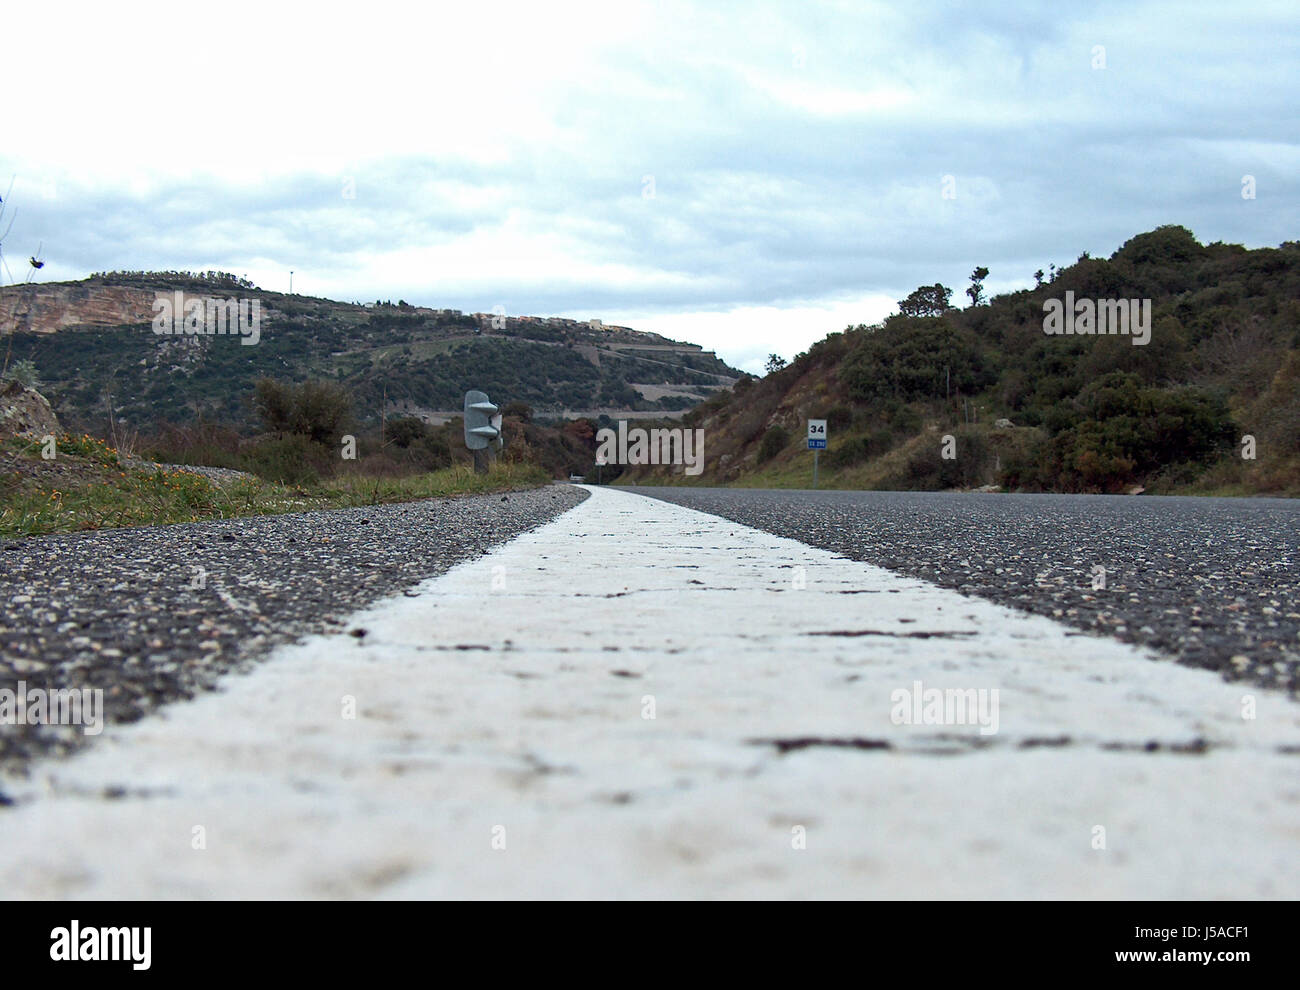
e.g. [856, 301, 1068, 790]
[628, 486, 1300, 694]
[1, 485, 1295, 898]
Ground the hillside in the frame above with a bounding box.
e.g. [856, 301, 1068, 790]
[0, 272, 740, 431]
[619, 226, 1300, 496]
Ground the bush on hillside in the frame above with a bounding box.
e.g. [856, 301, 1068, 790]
[386, 416, 428, 448]
[841, 317, 994, 403]
[827, 427, 897, 468]
[254, 378, 352, 445]
[889, 431, 991, 490]
[758, 424, 789, 463]
[1004, 373, 1236, 492]
[243, 433, 334, 486]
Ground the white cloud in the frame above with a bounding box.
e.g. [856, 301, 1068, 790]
[600, 294, 899, 374]
[2, 0, 1296, 370]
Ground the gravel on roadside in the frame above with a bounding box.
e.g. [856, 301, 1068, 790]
[125, 460, 258, 483]
[0, 484, 587, 776]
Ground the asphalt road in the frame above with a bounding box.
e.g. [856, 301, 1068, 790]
[0, 485, 587, 775]
[625, 487, 1300, 695]
[5, 485, 1295, 898]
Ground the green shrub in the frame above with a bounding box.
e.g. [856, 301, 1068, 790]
[413, 432, 452, 471]
[1, 359, 41, 389]
[1112, 225, 1204, 266]
[842, 317, 994, 403]
[386, 416, 427, 448]
[244, 434, 333, 486]
[827, 428, 896, 468]
[889, 404, 924, 435]
[758, 424, 789, 462]
[823, 404, 853, 432]
[253, 378, 352, 445]
[502, 400, 533, 422]
[900, 431, 990, 489]
[1004, 373, 1236, 491]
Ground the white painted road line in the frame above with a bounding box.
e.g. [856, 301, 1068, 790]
[1, 485, 1296, 898]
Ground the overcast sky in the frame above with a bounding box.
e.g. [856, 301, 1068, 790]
[2, 0, 1296, 373]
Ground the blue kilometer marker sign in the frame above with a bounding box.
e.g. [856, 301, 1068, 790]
[807, 419, 827, 450]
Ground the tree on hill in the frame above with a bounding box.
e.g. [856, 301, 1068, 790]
[385, 416, 427, 447]
[765, 354, 786, 374]
[253, 378, 352, 445]
[1, 358, 40, 388]
[966, 267, 989, 307]
[843, 317, 992, 402]
[502, 400, 533, 422]
[898, 284, 953, 318]
[1112, 225, 1204, 266]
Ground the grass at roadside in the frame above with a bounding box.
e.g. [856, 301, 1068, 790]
[0, 434, 552, 538]
[309, 463, 552, 505]
[614, 425, 1035, 491]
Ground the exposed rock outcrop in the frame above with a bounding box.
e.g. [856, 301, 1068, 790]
[0, 379, 62, 438]
[0, 283, 156, 334]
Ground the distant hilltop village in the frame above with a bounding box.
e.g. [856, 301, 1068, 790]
[357, 300, 717, 356]
[362, 303, 640, 338]
[505, 315, 638, 335]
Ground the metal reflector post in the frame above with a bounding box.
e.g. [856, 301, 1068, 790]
[464, 390, 501, 475]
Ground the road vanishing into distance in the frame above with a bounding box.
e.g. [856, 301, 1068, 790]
[0, 485, 1296, 898]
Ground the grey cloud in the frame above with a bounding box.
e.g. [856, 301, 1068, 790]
[3, 0, 1296, 344]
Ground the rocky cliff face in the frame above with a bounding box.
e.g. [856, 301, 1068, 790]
[0, 283, 156, 334]
[0, 380, 62, 438]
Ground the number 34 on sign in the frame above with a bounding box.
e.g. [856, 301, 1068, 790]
[807, 419, 827, 450]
